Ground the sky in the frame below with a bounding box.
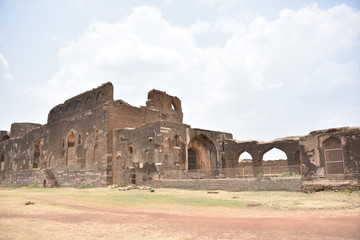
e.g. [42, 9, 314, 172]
[0, 0, 359, 142]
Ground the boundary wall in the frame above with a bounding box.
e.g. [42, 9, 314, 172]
[150, 177, 302, 192]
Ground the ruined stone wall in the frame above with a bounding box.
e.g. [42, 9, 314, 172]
[108, 89, 183, 131]
[300, 127, 360, 182]
[0, 83, 114, 187]
[10, 123, 42, 138]
[0, 126, 46, 172]
[188, 128, 232, 170]
[0, 169, 106, 187]
[113, 122, 188, 185]
[0, 131, 10, 142]
[45, 83, 112, 180]
[224, 137, 300, 170]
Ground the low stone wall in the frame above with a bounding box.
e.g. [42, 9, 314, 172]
[0, 170, 45, 187]
[302, 179, 360, 192]
[0, 169, 106, 187]
[150, 177, 302, 192]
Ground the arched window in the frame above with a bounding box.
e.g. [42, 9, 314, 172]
[323, 137, 344, 175]
[171, 100, 177, 111]
[128, 146, 133, 155]
[68, 131, 75, 147]
[78, 134, 82, 144]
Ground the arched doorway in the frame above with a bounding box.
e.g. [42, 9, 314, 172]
[187, 134, 218, 170]
[188, 148, 198, 170]
[323, 137, 344, 175]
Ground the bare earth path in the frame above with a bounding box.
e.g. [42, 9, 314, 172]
[1, 189, 359, 240]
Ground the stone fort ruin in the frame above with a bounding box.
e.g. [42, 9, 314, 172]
[0, 83, 359, 191]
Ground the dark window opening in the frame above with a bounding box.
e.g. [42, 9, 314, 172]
[33, 140, 41, 168]
[128, 146, 133, 155]
[78, 134, 82, 144]
[95, 129, 99, 140]
[130, 168, 136, 184]
[174, 135, 180, 146]
[188, 148, 197, 170]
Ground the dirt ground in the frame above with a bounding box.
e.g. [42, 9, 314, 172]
[0, 189, 359, 240]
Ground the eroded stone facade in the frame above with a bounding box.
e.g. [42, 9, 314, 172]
[0, 82, 359, 190]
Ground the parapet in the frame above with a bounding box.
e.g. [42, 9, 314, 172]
[47, 82, 114, 124]
[10, 123, 42, 139]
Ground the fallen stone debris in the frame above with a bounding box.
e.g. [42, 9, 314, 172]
[106, 184, 154, 191]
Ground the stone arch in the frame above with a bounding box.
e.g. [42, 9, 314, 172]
[323, 137, 344, 175]
[96, 91, 104, 102]
[237, 151, 253, 163]
[188, 134, 218, 170]
[170, 100, 177, 111]
[74, 100, 81, 109]
[85, 96, 92, 106]
[65, 104, 72, 113]
[261, 147, 288, 162]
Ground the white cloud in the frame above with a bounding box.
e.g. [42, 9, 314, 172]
[0, 52, 13, 83]
[27, 4, 360, 140]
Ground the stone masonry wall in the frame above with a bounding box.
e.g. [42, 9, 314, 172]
[150, 177, 301, 192]
[1, 169, 106, 187]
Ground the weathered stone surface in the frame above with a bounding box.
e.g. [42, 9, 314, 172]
[150, 178, 302, 192]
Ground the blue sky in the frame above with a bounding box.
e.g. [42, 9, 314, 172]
[0, 0, 359, 141]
